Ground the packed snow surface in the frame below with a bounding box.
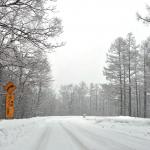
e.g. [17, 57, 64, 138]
[0, 116, 150, 150]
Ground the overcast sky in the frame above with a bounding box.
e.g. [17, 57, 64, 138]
[49, 0, 150, 89]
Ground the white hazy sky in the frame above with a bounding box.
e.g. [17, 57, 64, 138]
[49, 0, 150, 89]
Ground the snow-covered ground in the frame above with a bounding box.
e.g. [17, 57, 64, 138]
[86, 116, 150, 140]
[0, 116, 150, 150]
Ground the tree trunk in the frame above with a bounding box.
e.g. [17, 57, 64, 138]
[143, 48, 147, 118]
[123, 63, 126, 115]
[95, 85, 98, 113]
[35, 80, 43, 116]
[135, 78, 139, 117]
[89, 88, 92, 115]
[138, 88, 141, 117]
[128, 37, 132, 116]
[0, 64, 5, 119]
[118, 48, 123, 116]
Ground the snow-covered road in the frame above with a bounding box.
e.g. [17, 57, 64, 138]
[0, 116, 150, 150]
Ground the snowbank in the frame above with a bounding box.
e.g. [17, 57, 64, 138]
[0, 117, 46, 147]
[86, 116, 150, 140]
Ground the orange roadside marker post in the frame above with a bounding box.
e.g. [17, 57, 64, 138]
[5, 94, 15, 118]
[3, 82, 16, 119]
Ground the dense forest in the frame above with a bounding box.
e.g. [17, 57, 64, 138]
[0, 0, 63, 119]
[0, 0, 150, 119]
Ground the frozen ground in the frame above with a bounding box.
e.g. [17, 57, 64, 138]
[0, 116, 150, 150]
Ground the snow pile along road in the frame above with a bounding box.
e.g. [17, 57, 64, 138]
[0, 117, 47, 150]
[0, 116, 150, 150]
[86, 116, 150, 140]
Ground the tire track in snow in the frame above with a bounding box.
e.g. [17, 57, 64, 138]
[70, 121, 150, 150]
[35, 126, 52, 150]
[59, 123, 89, 150]
[65, 121, 135, 150]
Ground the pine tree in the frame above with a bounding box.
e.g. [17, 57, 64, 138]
[104, 37, 126, 115]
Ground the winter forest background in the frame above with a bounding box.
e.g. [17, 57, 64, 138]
[0, 0, 150, 118]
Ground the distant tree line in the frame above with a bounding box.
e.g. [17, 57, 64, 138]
[53, 82, 104, 116]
